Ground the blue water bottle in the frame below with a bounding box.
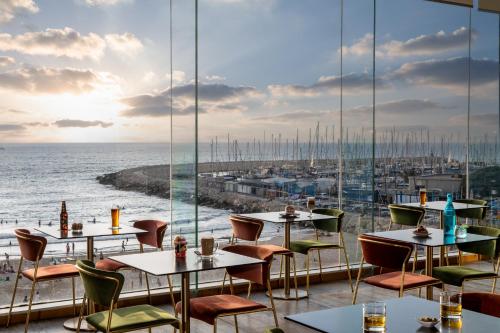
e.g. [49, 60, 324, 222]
[443, 193, 456, 236]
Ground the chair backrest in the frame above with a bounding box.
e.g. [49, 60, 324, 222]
[311, 208, 344, 233]
[454, 199, 487, 220]
[452, 292, 500, 318]
[229, 215, 264, 242]
[223, 244, 273, 286]
[388, 204, 425, 228]
[457, 225, 500, 259]
[358, 234, 413, 270]
[133, 220, 167, 249]
[15, 229, 47, 262]
[76, 260, 124, 307]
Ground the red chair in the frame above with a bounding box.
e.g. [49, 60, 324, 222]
[96, 220, 175, 307]
[452, 292, 500, 318]
[7, 229, 80, 333]
[223, 215, 298, 298]
[352, 234, 442, 304]
[176, 245, 279, 333]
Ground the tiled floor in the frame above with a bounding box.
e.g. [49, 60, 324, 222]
[2, 261, 497, 333]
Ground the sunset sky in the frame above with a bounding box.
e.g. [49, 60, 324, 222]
[0, 0, 498, 143]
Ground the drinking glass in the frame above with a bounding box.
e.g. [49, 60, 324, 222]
[363, 302, 386, 332]
[111, 205, 120, 229]
[419, 188, 427, 206]
[440, 291, 462, 328]
[306, 197, 316, 217]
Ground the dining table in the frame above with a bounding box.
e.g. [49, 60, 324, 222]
[237, 211, 335, 300]
[35, 224, 148, 331]
[109, 248, 265, 333]
[363, 227, 497, 300]
[285, 295, 500, 333]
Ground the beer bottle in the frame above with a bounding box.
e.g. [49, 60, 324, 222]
[60, 201, 68, 231]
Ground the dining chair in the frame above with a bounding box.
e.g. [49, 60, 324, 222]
[76, 259, 178, 333]
[352, 234, 442, 304]
[433, 225, 500, 293]
[6, 229, 80, 333]
[388, 204, 425, 272]
[96, 220, 175, 307]
[222, 215, 298, 298]
[290, 208, 353, 295]
[454, 199, 488, 225]
[177, 244, 279, 333]
[451, 292, 500, 318]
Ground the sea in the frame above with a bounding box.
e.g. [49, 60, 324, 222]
[0, 143, 249, 258]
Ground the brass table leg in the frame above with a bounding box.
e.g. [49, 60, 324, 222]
[181, 272, 190, 333]
[425, 247, 434, 300]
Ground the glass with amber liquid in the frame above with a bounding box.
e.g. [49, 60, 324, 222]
[363, 302, 386, 332]
[306, 197, 316, 217]
[440, 292, 462, 328]
[419, 188, 427, 206]
[111, 205, 120, 229]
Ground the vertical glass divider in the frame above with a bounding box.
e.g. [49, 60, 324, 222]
[371, 0, 377, 232]
[339, 0, 344, 209]
[466, 7, 472, 198]
[195, 0, 200, 291]
[169, 0, 174, 247]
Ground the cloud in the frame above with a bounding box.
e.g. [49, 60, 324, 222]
[0, 56, 15, 67]
[253, 109, 335, 123]
[268, 72, 387, 97]
[165, 70, 186, 84]
[448, 113, 499, 127]
[0, 124, 25, 131]
[0, 0, 39, 23]
[0, 65, 119, 94]
[83, 0, 131, 6]
[53, 119, 113, 128]
[105, 33, 143, 56]
[342, 27, 474, 58]
[121, 83, 260, 117]
[0, 28, 143, 60]
[25, 121, 49, 127]
[392, 57, 498, 93]
[347, 99, 453, 115]
[1, 108, 26, 114]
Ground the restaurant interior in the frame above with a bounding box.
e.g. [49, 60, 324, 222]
[1, 0, 500, 332]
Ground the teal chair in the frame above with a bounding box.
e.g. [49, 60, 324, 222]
[76, 260, 178, 333]
[290, 208, 353, 295]
[454, 199, 488, 225]
[433, 226, 500, 293]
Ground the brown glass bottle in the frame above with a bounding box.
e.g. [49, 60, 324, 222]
[60, 201, 68, 231]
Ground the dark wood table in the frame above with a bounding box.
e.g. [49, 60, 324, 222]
[237, 211, 335, 300]
[364, 228, 497, 300]
[285, 295, 500, 333]
[109, 248, 265, 333]
[35, 224, 147, 331]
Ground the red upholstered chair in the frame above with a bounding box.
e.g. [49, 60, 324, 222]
[176, 245, 279, 333]
[451, 292, 500, 318]
[352, 234, 442, 304]
[96, 220, 175, 307]
[222, 215, 298, 298]
[7, 229, 80, 333]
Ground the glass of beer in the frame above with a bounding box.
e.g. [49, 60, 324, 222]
[440, 291, 462, 328]
[306, 197, 316, 217]
[200, 236, 218, 261]
[363, 302, 386, 332]
[111, 205, 120, 229]
[419, 188, 427, 206]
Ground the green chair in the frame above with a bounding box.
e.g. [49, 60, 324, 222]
[433, 226, 500, 293]
[388, 204, 425, 272]
[290, 208, 353, 295]
[454, 199, 488, 225]
[75, 260, 178, 333]
[265, 328, 284, 333]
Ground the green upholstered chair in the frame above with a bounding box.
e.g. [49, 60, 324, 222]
[388, 204, 425, 272]
[454, 199, 488, 225]
[75, 260, 178, 333]
[265, 328, 284, 333]
[290, 208, 353, 295]
[433, 226, 500, 293]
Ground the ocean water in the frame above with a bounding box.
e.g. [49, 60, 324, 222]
[0, 143, 233, 257]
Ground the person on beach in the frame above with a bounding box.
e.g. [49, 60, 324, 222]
[72, 243, 75, 256]
[121, 241, 125, 252]
[66, 243, 70, 256]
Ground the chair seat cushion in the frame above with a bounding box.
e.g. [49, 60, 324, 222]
[86, 304, 178, 332]
[290, 240, 340, 255]
[96, 258, 129, 272]
[433, 266, 497, 286]
[175, 294, 267, 325]
[259, 244, 293, 255]
[22, 264, 79, 281]
[364, 271, 441, 290]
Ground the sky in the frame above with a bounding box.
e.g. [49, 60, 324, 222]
[0, 0, 498, 143]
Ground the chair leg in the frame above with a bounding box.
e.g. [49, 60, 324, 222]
[247, 282, 252, 299]
[213, 319, 217, 333]
[6, 257, 23, 328]
[306, 252, 310, 296]
[317, 249, 323, 282]
[267, 279, 279, 328]
[352, 259, 364, 305]
[76, 295, 87, 333]
[167, 275, 176, 311]
[144, 272, 152, 304]
[221, 271, 227, 294]
[412, 246, 417, 273]
[341, 246, 354, 292]
[24, 279, 37, 333]
[234, 315, 239, 333]
[72, 277, 76, 316]
[278, 255, 284, 288]
[292, 254, 299, 299]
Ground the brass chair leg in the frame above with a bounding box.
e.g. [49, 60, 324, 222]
[292, 254, 299, 299]
[77, 295, 87, 333]
[213, 319, 217, 333]
[341, 245, 354, 292]
[72, 277, 76, 316]
[267, 279, 279, 327]
[6, 257, 23, 328]
[317, 249, 323, 282]
[306, 252, 310, 296]
[278, 255, 284, 288]
[234, 315, 239, 333]
[144, 272, 152, 304]
[25, 278, 37, 333]
[221, 271, 227, 294]
[352, 259, 364, 304]
[167, 275, 176, 311]
[247, 282, 252, 299]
